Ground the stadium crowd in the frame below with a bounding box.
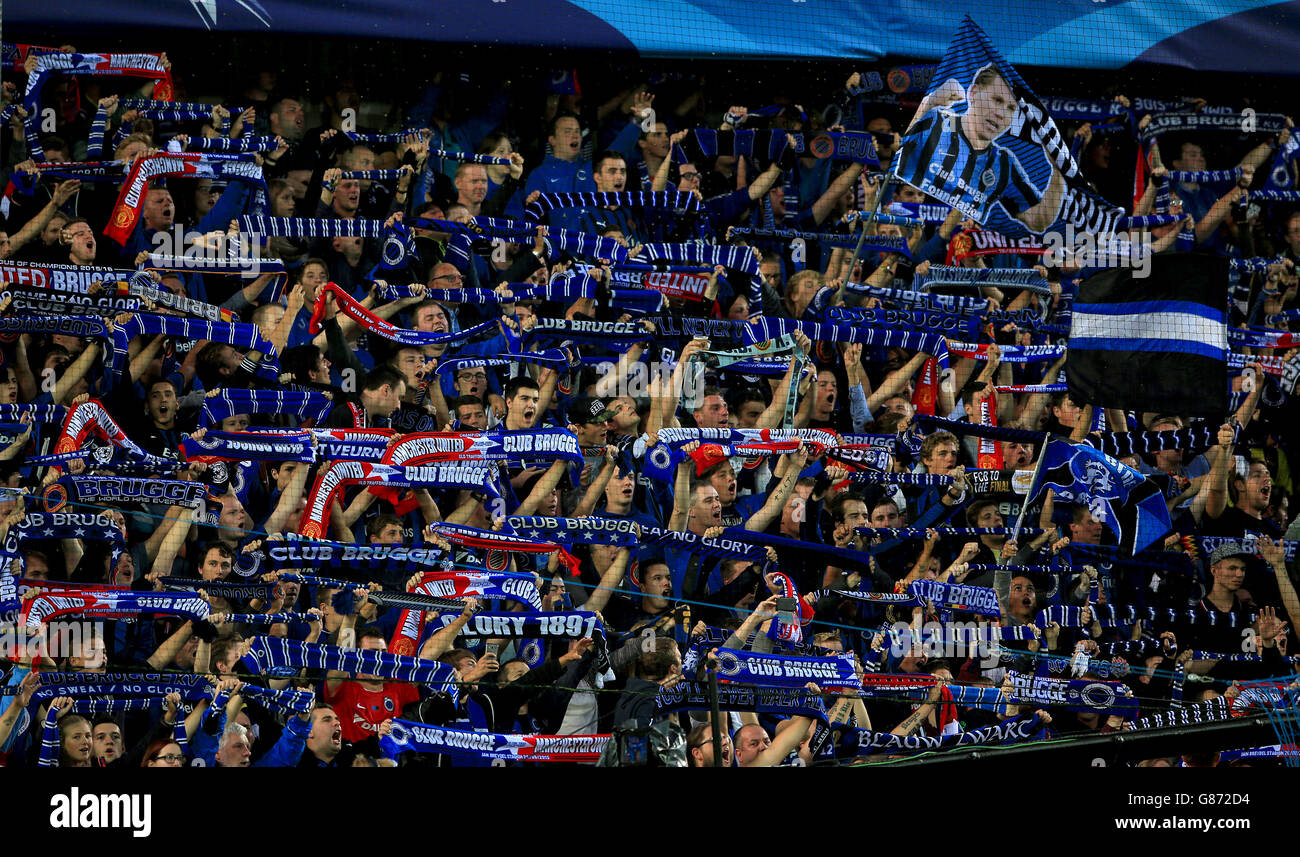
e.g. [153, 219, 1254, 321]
[0, 41, 1297, 768]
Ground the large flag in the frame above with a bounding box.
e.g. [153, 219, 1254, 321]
[892, 16, 1123, 238]
[1025, 438, 1171, 555]
[1066, 252, 1228, 419]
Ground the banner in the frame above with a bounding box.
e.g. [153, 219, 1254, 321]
[892, 16, 1123, 238]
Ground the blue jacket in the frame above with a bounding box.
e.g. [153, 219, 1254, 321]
[516, 120, 642, 230]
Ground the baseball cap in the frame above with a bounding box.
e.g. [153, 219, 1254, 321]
[1208, 542, 1253, 565]
[570, 396, 612, 425]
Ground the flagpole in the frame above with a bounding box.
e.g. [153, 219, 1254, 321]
[1009, 432, 1052, 551]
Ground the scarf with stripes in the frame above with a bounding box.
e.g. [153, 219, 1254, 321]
[300, 460, 500, 539]
[639, 525, 769, 563]
[380, 719, 609, 762]
[843, 714, 1047, 757]
[309, 282, 498, 347]
[20, 589, 210, 629]
[241, 637, 459, 698]
[524, 190, 700, 222]
[654, 679, 830, 724]
[1139, 112, 1287, 141]
[502, 516, 639, 546]
[729, 227, 911, 256]
[382, 428, 584, 468]
[117, 280, 237, 323]
[28, 672, 212, 705]
[109, 312, 278, 389]
[197, 389, 333, 427]
[714, 646, 859, 690]
[417, 279, 597, 305]
[104, 153, 263, 245]
[1037, 603, 1257, 630]
[412, 572, 544, 611]
[184, 135, 279, 153]
[439, 216, 629, 267]
[908, 579, 1001, 616]
[826, 303, 980, 339]
[47, 398, 171, 475]
[744, 316, 952, 377]
[23, 51, 172, 113]
[434, 349, 571, 377]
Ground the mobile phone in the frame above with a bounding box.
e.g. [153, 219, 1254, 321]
[775, 597, 797, 625]
[485, 642, 501, 658]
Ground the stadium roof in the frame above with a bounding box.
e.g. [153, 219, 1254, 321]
[9, 0, 1300, 73]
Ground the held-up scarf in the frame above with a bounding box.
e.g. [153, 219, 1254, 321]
[119, 280, 237, 323]
[1005, 671, 1138, 716]
[907, 580, 1002, 616]
[914, 264, 1050, 293]
[947, 230, 1048, 264]
[262, 540, 455, 575]
[43, 476, 208, 512]
[108, 312, 278, 389]
[826, 303, 980, 339]
[437, 215, 629, 266]
[843, 714, 1047, 757]
[844, 281, 991, 315]
[104, 153, 263, 245]
[0, 285, 139, 317]
[1038, 603, 1258, 630]
[654, 680, 830, 724]
[1140, 111, 1288, 141]
[610, 265, 711, 301]
[10, 511, 125, 573]
[1085, 421, 1232, 459]
[382, 428, 584, 468]
[521, 317, 654, 347]
[413, 573, 544, 611]
[240, 215, 386, 239]
[0, 258, 142, 295]
[724, 227, 911, 256]
[20, 590, 211, 629]
[240, 637, 460, 702]
[416, 280, 596, 305]
[765, 572, 813, 645]
[181, 430, 318, 463]
[744, 316, 951, 378]
[380, 719, 609, 762]
[524, 190, 701, 222]
[49, 398, 172, 475]
[299, 461, 500, 539]
[197, 389, 334, 427]
[714, 647, 860, 690]
[158, 577, 277, 602]
[23, 51, 172, 113]
[639, 525, 769, 563]
[28, 672, 212, 705]
[434, 350, 571, 377]
[1189, 533, 1297, 565]
[946, 341, 1065, 363]
[431, 610, 603, 641]
[185, 136, 279, 153]
[308, 282, 497, 347]
[503, 516, 639, 546]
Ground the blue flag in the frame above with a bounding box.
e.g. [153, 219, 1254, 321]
[892, 16, 1123, 238]
[1025, 438, 1171, 555]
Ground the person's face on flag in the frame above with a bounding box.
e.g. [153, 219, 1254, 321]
[965, 71, 1018, 147]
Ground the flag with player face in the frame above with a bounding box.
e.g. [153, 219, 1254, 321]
[1024, 438, 1171, 555]
[892, 16, 1123, 238]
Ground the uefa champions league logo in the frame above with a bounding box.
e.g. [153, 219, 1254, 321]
[184, 0, 273, 29]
